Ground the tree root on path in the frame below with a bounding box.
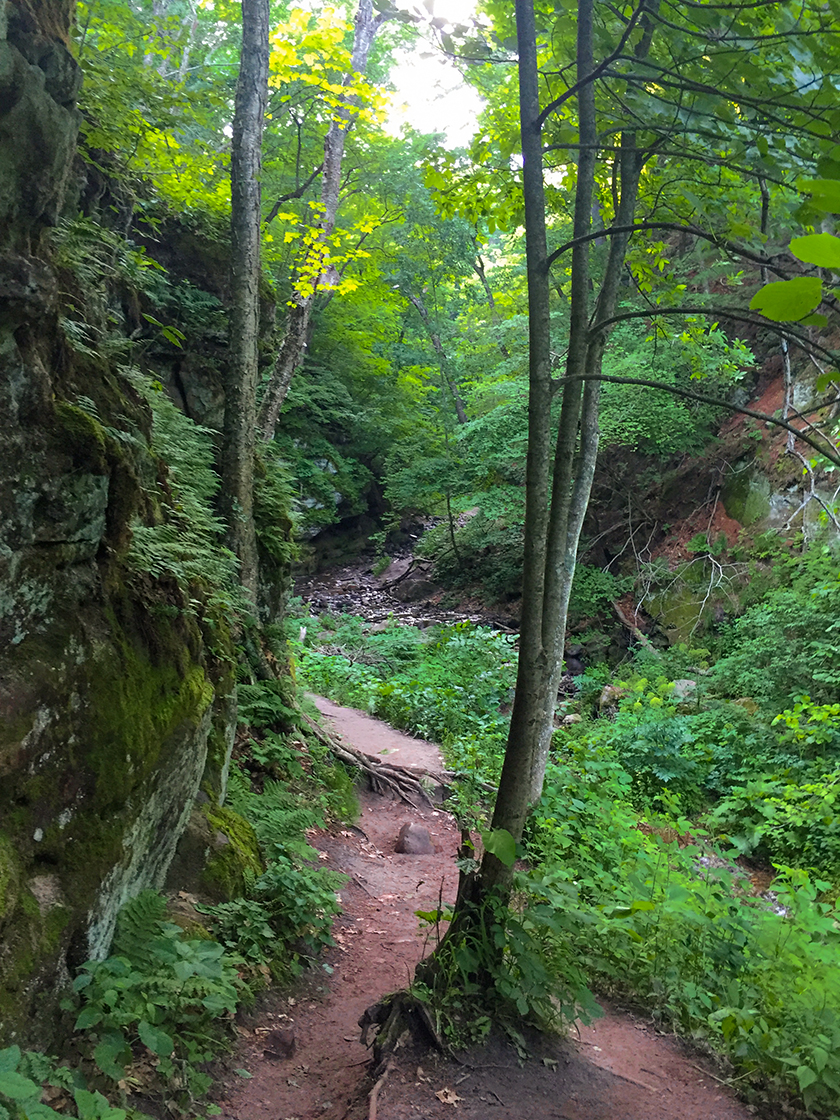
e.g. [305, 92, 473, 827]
[301, 710, 447, 809]
[360, 991, 446, 1074]
[367, 1056, 394, 1120]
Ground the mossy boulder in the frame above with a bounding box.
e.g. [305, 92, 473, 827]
[200, 804, 264, 902]
[0, 0, 296, 1049]
[722, 462, 772, 527]
[166, 800, 264, 904]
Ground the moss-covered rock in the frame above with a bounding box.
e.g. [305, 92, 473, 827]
[0, 8, 225, 1033]
[0, 834, 21, 924]
[0, 0, 299, 1050]
[722, 461, 772, 527]
[200, 804, 264, 902]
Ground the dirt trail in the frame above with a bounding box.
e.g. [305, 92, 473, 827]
[220, 700, 755, 1120]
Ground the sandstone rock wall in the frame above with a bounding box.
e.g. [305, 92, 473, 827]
[0, 0, 227, 1044]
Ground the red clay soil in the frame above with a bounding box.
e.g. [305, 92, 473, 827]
[219, 701, 755, 1120]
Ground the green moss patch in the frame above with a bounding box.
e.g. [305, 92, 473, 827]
[0, 834, 21, 925]
[200, 804, 263, 902]
[85, 609, 213, 811]
[53, 400, 108, 469]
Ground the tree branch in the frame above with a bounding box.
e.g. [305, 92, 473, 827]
[553, 371, 840, 465]
[536, 0, 648, 127]
[264, 163, 323, 225]
[546, 220, 791, 273]
[590, 305, 839, 366]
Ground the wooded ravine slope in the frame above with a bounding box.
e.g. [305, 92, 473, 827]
[1, 0, 840, 1116]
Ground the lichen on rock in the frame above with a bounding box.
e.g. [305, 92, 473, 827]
[0, 0, 238, 1043]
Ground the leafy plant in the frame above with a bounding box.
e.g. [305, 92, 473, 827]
[196, 899, 277, 969]
[413, 875, 601, 1046]
[251, 847, 344, 958]
[772, 696, 840, 759]
[711, 551, 840, 711]
[117, 369, 244, 620]
[69, 893, 243, 1100]
[0, 1045, 131, 1120]
[709, 769, 840, 873]
[225, 681, 357, 968]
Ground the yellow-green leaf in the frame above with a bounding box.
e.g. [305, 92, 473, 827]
[799, 179, 840, 212]
[749, 276, 822, 322]
[790, 233, 840, 269]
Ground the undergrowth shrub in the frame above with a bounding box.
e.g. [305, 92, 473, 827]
[223, 681, 357, 969]
[711, 550, 840, 711]
[709, 769, 840, 873]
[413, 878, 601, 1048]
[0, 1045, 135, 1120]
[526, 759, 840, 1115]
[225, 773, 347, 961]
[68, 892, 243, 1101]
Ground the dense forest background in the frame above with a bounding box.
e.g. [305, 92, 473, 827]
[1, 0, 840, 1116]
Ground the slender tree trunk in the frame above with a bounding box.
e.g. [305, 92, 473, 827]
[177, 3, 198, 82]
[257, 0, 385, 442]
[481, 1, 645, 882]
[221, 0, 269, 606]
[472, 250, 510, 358]
[405, 291, 468, 424]
[475, 0, 558, 890]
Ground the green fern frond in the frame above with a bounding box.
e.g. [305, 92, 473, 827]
[111, 889, 168, 965]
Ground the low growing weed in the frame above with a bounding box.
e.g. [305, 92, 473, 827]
[527, 752, 840, 1116]
[0, 1045, 136, 1120]
[224, 681, 356, 970]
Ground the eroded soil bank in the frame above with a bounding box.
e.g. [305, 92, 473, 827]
[220, 700, 755, 1120]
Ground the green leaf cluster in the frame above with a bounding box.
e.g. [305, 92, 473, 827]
[68, 892, 243, 1099]
[0, 1046, 128, 1120]
[750, 179, 840, 325]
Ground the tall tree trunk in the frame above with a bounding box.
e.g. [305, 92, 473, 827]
[221, 0, 269, 606]
[485, 0, 648, 884]
[477, 0, 597, 892]
[257, 0, 385, 442]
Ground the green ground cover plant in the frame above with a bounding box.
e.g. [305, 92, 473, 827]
[0, 1045, 136, 1120]
[67, 891, 244, 1103]
[215, 680, 358, 972]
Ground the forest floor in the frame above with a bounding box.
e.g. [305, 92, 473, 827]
[219, 698, 758, 1120]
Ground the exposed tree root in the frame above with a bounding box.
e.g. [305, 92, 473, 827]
[359, 991, 446, 1072]
[300, 710, 446, 809]
[367, 1056, 393, 1120]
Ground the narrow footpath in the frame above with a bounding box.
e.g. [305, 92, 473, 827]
[220, 699, 757, 1120]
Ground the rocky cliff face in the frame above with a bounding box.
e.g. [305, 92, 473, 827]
[0, 0, 229, 1043]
